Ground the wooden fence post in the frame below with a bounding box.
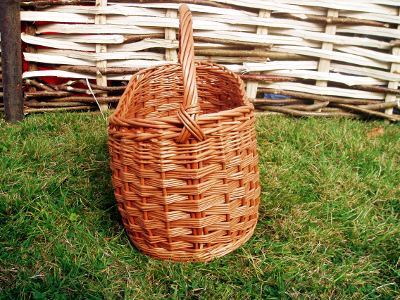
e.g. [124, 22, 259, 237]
[0, 0, 24, 122]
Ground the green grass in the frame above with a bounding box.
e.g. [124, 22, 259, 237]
[0, 112, 399, 299]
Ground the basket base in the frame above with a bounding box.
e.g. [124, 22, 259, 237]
[127, 225, 257, 262]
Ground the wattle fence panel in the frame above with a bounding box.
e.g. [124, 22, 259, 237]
[4, 0, 399, 120]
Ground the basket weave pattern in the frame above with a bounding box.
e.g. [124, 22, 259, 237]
[108, 5, 260, 262]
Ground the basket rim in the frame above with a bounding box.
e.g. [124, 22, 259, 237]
[109, 61, 253, 128]
[109, 103, 254, 128]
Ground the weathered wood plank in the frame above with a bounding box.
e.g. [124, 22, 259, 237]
[0, 0, 24, 122]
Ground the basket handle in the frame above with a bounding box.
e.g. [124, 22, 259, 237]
[176, 4, 205, 144]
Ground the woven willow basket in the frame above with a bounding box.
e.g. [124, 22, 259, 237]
[108, 5, 260, 262]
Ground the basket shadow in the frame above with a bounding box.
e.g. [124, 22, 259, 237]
[83, 141, 125, 233]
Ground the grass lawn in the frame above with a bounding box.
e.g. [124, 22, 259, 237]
[0, 112, 399, 299]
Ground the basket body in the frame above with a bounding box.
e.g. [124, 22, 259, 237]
[108, 62, 260, 262]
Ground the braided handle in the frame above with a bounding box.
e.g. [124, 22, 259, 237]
[176, 4, 205, 144]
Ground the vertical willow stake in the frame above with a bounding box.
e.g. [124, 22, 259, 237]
[165, 9, 178, 62]
[95, 0, 109, 112]
[0, 0, 24, 122]
[385, 8, 400, 116]
[315, 9, 338, 111]
[246, 9, 270, 100]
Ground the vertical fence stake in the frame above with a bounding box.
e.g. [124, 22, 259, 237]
[385, 8, 400, 116]
[165, 9, 178, 62]
[95, 0, 109, 112]
[1, 0, 24, 122]
[246, 9, 270, 100]
[26, 24, 39, 93]
[315, 9, 338, 111]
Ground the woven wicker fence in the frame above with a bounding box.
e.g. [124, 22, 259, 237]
[11, 0, 400, 120]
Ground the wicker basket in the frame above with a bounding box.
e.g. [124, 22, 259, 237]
[108, 5, 260, 262]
